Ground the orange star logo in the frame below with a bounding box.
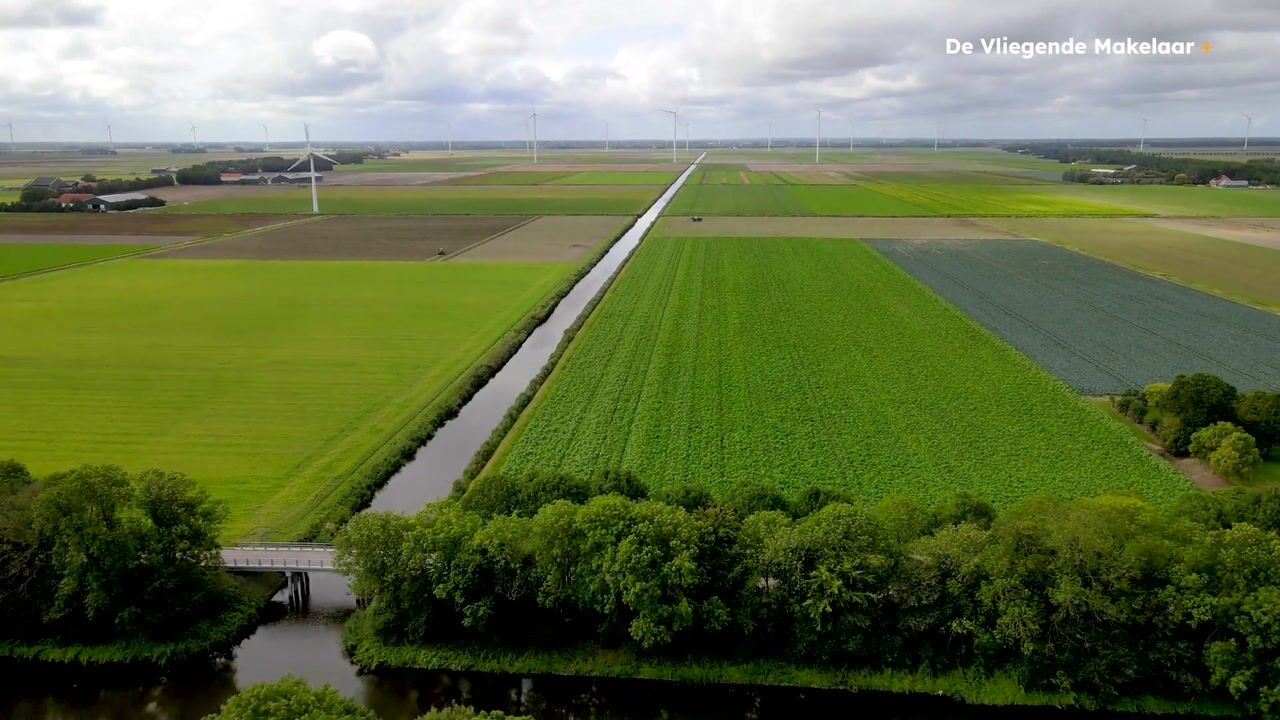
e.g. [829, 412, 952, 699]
[1201, 41, 1214, 53]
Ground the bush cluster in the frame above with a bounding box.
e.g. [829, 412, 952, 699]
[204, 676, 529, 720]
[1015, 145, 1280, 185]
[338, 477, 1280, 714]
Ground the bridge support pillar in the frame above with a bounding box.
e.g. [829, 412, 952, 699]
[286, 571, 311, 610]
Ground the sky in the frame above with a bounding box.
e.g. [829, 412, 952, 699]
[2, 0, 1278, 143]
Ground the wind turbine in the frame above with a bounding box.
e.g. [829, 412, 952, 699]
[105, 120, 114, 152]
[1242, 113, 1253, 150]
[815, 109, 824, 164]
[1138, 117, 1147, 152]
[767, 121, 772, 152]
[849, 119, 855, 151]
[447, 122, 453, 155]
[662, 106, 680, 163]
[933, 120, 940, 151]
[262, 124, 270, 151]
[2, 121, 11, 153]
[288, 122, 340, 214]
[685, 120, 691, 153]
[603, 119, 609, 152]
[189, 122, 199, 149]
[527, 106, 539, 164]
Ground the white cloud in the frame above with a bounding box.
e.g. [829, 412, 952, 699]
[312, 29, 380, 72]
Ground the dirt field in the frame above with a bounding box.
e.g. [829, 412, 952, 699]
[147, 184, 297, 204]
[453, 215, 631, 262]
[0, 233, 193, 245]
[151, 215, 531, 261]
[0, 213, 291, 236]
[325, 172, 485, 186]
[1135, 218, 1280, 251]
[651, 216, 1021, 239]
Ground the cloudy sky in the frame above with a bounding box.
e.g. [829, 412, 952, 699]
[2, 0, 1278, 143]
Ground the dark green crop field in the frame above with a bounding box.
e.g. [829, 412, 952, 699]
[494, 236, 1184, 506]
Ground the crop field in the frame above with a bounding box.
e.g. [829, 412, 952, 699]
[864, 183, 1139, 216]
[651, 216, 1019, 239]
[1137, 218, 1280, 251]
[850, 170, 1053, 185]
[987, 218, 1280, 309]
[152, 215, 530, 261]
[0, 258, 575, 539]
[0, 243, 153, 277]
[694, 166, 789, 185]
[1040, 184, 1280, 217]
[494, 236, 1184, 506]
[156, 185, 662, 215]
[871, 239, 1280, 394]
[0, 212, 291, 236]
[454, 215, 631, 262]
[666, 184, 930, 216]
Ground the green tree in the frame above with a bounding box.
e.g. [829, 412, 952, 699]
[1164, 373, 1239, 452]
[0, 460, 48, 638]
[588, 468, 647, 500]
[19, 187, 54, 203]
[1236, 391, 1280, 457]
[1143, 382, 1172, 411]
[1190, 421, 1246, 459]
[419, 707, 531, 720]
[1210, 432, 1263, 482]
[203, 676, 376, 719]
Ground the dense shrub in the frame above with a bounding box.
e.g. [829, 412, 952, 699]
[1190, 421, 1247, 459]
[339, 486, 1280, 714]
[1164, 374, 1240, 451]
[1209, 433, 1263, 482]
[203, 676, 376, 719]
[1237, 391, 1280, 458]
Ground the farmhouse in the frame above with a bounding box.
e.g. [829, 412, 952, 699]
[1209, 175, 1249, 188]
[24, 176, 73, 191]
[221, 171, 324, 185]
[84, 192, 153, 211]
[54, 193, 95, 206]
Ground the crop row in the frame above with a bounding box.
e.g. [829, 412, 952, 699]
[498, 236, 1185, 506]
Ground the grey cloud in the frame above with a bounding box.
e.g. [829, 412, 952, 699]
[0, 0, 104, 28]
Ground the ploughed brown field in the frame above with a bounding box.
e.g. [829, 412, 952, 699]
[151, 215, 532, 260]
[0, 213, 293, 236]
[453, 215, 632, 262]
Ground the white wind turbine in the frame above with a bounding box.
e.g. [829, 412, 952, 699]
[933, 120, 940, 151]
[262, 124, 270, 151]
[767, 121, 772, 152]
[815, 109, 824, 164]
[1138, 117, 1148, 152]
[2, 120, 12, 153]
[105, 120, 114, 152]
[849, 119, 855, 151]
[288, 122, 340, 214]
[189, 121, 199, 149]
[527, 106, 539, 164]
[685, 119, 691, 153]
[447, 122, 453, 155]
[662, 106, 680, 163]
[603, 119, 609, 152]
[1242, 113, 1253, 150]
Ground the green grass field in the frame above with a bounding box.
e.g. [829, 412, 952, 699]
[548, 171, 677, 185]
[493, 236, 1185, 506]
[0, 243, 154, 277]
[1041, 184, 1280, 216]
[989, 218, 1280, 310]
[0, 258, 575, 539]
[158, 186, 661, 215]
[865, 183, 1140, 216]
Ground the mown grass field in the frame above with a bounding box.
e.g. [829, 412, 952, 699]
[1041, 184, 1280, 216]
[987, 218, 1280, 309]
[872, 239, 1280, 395]
[156, 186, 661, 215]
[494, 236, 1184, 506]
[0, 243, 154, 277]
[0, 258, 575, 539]
[865, 183, 1140, 215]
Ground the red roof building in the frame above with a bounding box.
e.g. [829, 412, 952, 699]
[55, 193, 96, 205]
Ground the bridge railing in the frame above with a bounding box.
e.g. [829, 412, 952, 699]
[222, 556, 337, 570]
[225, 542, 335, 551]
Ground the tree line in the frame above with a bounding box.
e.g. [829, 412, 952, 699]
[1009, 145, 1280, 185]
[338, 471, 1280, 715]
[176, 152, 369, 185]
[0, 175, 174, 213]
[1115, 372, 1279, 480]
[0, 461, 249, 653]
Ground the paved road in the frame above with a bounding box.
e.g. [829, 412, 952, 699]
[220, 543, 338, 573]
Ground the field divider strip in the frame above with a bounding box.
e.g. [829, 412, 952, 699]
[0, 215, 333, 284]
[445, 216, 540, 260]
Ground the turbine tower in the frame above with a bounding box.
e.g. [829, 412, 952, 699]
[815, 109, 824, 164]
[2, 121, 12, 153]
[662, 107, 680, 163]
[288, 122, 340, 214]
[527, 106, 539, 164]
[1243, 113, 1253, 150]
[849, 119, 854, 151]
[767, 121, 772, 152]
[262, 124, 270, 151]
[105, 120, 114, 152]
[603, 119, 609, 152]
[189, 122, 199, 149]
[685, 120, 690, 153]
[1139, 117, 1147, 152]
[933, 120, 940, 151]
[447, 122, 453, 155]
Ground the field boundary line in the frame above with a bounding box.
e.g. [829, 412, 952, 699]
[446, 216, 540, 260]
[0, 215, 332, 284]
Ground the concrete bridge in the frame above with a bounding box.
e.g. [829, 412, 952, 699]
[220, 542, 337, 607]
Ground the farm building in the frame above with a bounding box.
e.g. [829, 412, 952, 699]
[221, 171, 323, 185]
[24, 176, 73, 191]
[1209, 175, 1250, 188]
[84, 192, 153, 211]
[54, 193, 95, 206]
[150, 166, 179, 174]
